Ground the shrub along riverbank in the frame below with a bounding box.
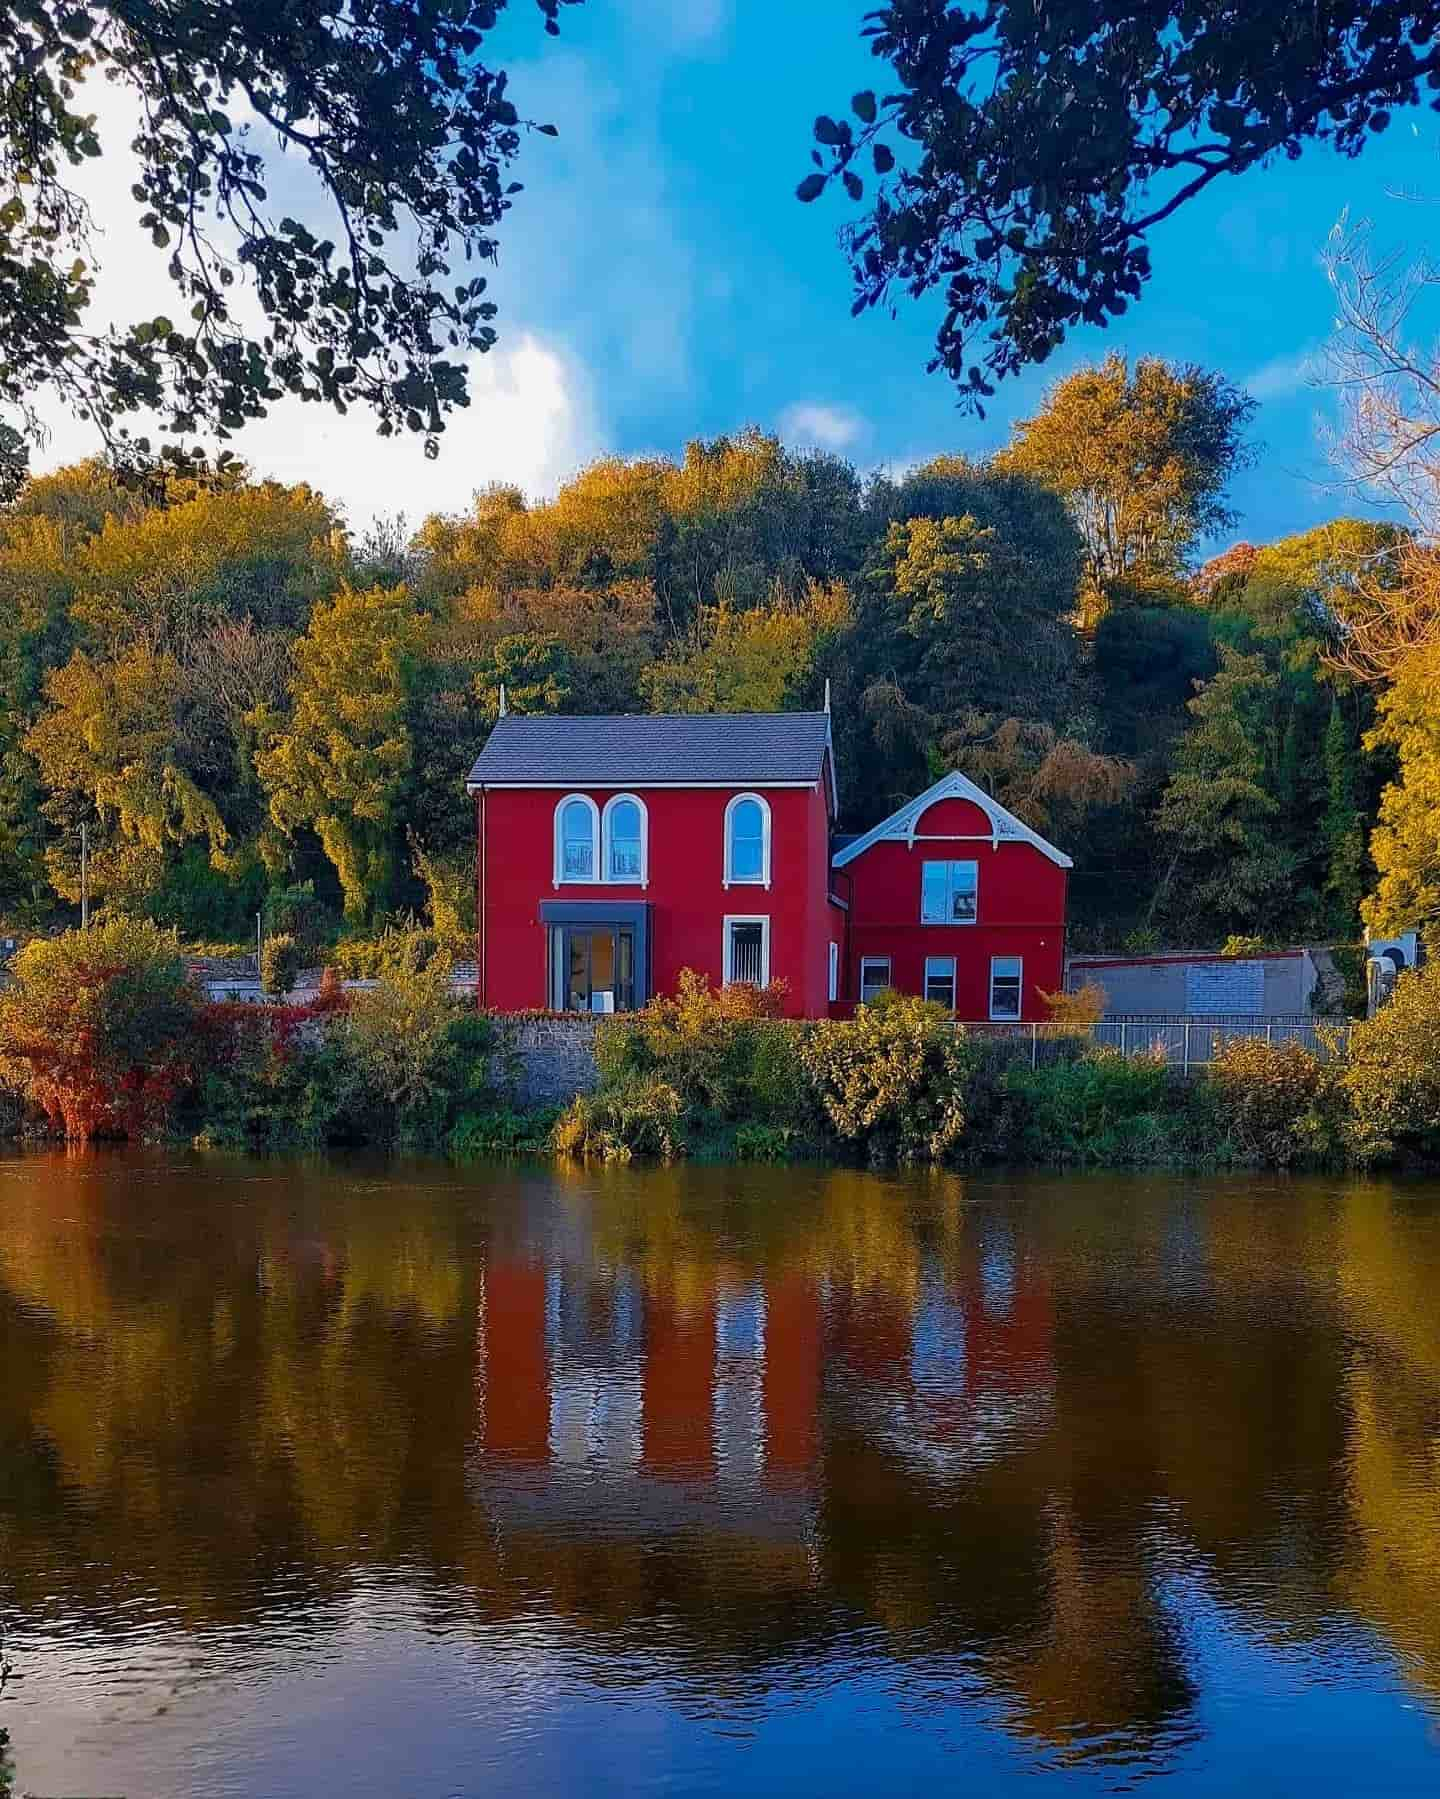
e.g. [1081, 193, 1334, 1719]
[0, 922, 1437, 1172]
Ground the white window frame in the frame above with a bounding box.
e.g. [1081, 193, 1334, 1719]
[989, 955, 1024, 1022]
[924, 955, 957, 1011]
[553, 793, 600, 887]
[601, 792, 649, 887]
[920, 858, 978, 925]
[722, 914, 771, 988]
[828, 940, 840, 1003]
[723, 791, 772, 889]
[859, 956, 892, 1005]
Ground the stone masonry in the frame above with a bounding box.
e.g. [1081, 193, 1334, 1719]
[503, 1015, 601, 1108]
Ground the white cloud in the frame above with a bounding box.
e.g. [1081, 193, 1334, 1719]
[1244, 347, 1321, 403]
[779, 402, 867, 451]
[233, 333, 603, 526]
[20, 75, 605, 526]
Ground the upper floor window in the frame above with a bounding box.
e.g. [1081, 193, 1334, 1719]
[555, 795, 599, 883]
[921, 859, 977, 924]
[603, 794, 647, 885]
[724, 793, 771, 887]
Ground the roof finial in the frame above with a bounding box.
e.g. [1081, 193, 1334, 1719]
[823, 678, 831, 715]
[498, 683, 509, 719]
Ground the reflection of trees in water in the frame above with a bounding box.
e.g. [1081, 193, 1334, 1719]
[1331, 1185, 1440, 1700]
[2, 1158, 1440, 1759]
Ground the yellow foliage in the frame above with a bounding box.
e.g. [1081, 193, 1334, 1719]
[640, 581, 850, 714]
[74, 481, 343, 649]
[799, 995, 968, 1164]
[26, 645, 228, 905]
[255, 584, 429, 922]
[1342, 961, 1440, 1162]
[1363, 640, 1440, 938]
[1041, 982, 1106, 1029]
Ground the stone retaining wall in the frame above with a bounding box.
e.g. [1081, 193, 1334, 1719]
[503, 1015, 601, 1108]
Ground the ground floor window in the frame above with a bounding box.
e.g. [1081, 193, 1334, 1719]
[989, 955, 1023, 1021]
[924, 955, 956, 1011]
[723, 915, 770, 987]
[859, 956, 892, 1005]
[550, 924, 638, 1013]
[828, 941, 839, 1003]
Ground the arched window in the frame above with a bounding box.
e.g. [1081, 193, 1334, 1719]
[554, 794, 599, 884]
[724, 792, 770, 887]
[603, 794, 647, 885]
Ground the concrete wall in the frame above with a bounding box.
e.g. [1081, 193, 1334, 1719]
[1070, 952, 1318, 1018]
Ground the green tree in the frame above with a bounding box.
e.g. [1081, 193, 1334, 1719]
[1154, 647, 1292, 937]
[1323, 698, 1367, 934]
[475, 631, 573, 722]
[0, 0, 579, 455]
[255, 586, 428, 923]
[995, 355, 1255, 620]
[832, 457, 1085, 823]
[878, 511, 1077, 719]
[801, 3, 1438, 403]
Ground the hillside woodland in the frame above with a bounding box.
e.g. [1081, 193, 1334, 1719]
[0, 352, 1428, 958]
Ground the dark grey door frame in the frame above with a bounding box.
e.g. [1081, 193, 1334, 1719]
[539, 900, 651, 1012]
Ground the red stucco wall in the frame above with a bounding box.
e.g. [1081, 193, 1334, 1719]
[478, 781, 834, 1017]
[840, 795, 1067, 1020]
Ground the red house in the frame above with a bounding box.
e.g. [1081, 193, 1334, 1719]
[833, 770, 1071, 1023]
[467, 712, 1069, 1020]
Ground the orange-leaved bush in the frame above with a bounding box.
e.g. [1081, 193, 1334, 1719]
[0, 918, 204, 1140]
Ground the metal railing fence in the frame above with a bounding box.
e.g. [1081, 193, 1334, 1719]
[962, 1015, 1352, 1073]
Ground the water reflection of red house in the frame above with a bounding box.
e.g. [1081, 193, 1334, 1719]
[834, 1250, 1056, 1477]
[477, 1262, 550, 1463]
[477, 1252, 1050, 1498]
[474, 1260, 824, 1512]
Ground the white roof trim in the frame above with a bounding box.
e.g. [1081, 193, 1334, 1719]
[831, 770, 1073, 870]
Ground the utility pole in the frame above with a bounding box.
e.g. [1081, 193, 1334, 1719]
[80, 822, 89, 930]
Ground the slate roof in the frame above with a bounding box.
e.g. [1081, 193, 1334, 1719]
[467, 712, 835, 796]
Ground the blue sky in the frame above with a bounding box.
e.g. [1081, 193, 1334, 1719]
[34, 0, 1440, 546]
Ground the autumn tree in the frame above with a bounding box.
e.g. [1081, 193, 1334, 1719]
[26, 644, 228, 910]
[1361, 641, 1440, 942]
[0, 917, 204, 1139]
[255, 586, 429, 923]
[0, 0, 579, 461]
[72, 480, 345, 651]
[801, 3, 1440, 403]
[641, 582, 850, 715]
[996, 354, 1255, 622]
[939, 714, 1134, 846]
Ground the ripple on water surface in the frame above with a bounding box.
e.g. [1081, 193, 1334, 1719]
[2, 1154, 1440, 1795]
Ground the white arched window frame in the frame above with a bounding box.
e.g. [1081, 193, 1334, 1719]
[554, 793, 600, 886]
[723, 792, 771, 889]
[602, 793, 649, 887]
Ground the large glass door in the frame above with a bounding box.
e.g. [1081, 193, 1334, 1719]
[555, 925, 637, 1012]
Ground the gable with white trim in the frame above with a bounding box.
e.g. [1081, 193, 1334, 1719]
[831, 771, 1072, 871]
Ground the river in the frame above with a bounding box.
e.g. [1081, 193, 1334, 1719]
[2, 1152, 1439, 1795]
